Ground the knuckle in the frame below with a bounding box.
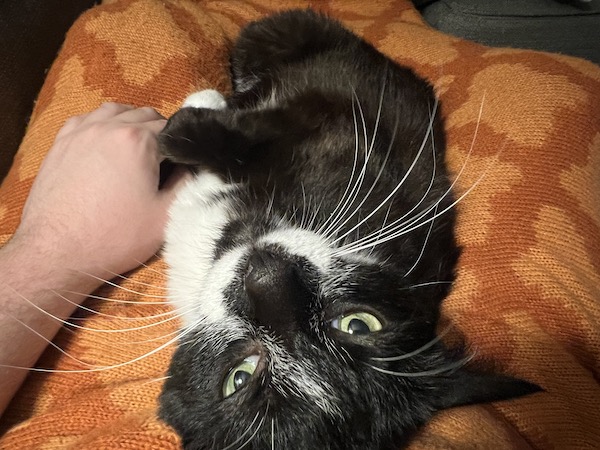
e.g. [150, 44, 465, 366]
[116, 125, 148, 144]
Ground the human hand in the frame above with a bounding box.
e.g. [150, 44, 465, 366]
[10, 103, 190, 283]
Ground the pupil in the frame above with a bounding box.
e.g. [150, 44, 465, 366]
[348, 318, 370, 335]
[233, 370, 251, 389]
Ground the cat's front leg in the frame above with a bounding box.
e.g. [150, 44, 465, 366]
[159, 90, 303, 177]
[158, 89, 252, 173]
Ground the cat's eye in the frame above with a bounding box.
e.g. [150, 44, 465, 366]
[331, 312, 382, 335]
[222, 355, 260, 398]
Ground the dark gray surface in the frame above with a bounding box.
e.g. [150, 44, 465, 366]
[418, 0, 600, 64]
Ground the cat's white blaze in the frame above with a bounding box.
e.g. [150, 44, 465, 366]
[195, 246, 249, 325]
[182, 89, 227, 110]
[263, 338, 342, 418]
[258, 228, 333, 272]
[164, 171, 237, 326]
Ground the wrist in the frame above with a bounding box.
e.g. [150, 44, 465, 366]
[1, 232, 103, 300]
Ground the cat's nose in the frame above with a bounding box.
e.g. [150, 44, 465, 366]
[244, 249, 306, 334]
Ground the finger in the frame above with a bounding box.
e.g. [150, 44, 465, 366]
[82, 102, 135, 123]
[141, 118, 168, 136]
[55, 114, 86, 138]
[115, 106, 165, 123]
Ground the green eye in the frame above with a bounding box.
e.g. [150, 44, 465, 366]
[223, 355, 260, 398]
[331, 312, 382, 335]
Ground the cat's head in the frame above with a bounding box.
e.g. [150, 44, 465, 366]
[158, 166, 539, 449]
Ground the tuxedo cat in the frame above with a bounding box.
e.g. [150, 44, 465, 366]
[157, 9, 539, 449]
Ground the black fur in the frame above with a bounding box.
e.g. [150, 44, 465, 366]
[158, 10, 540, 449]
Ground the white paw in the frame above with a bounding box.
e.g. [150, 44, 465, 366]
[182, 89, 227, 110]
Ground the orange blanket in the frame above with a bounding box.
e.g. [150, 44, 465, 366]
[1, 1, 599, 448]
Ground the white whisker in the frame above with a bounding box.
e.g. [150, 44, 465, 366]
[331, 98, 439, 247]
[371, 325, 452, 362]
[4, 311, 98, 368]
[403, 204, 437, 278]
[0, 322, 195, 373]
[367, 353, 474, 377]
[73, 270, 169, 298]
[336, 94, 489, 255]
[51, 290, 178, 321]
[60, 290, 168, 305]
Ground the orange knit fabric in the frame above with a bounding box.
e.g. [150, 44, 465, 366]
[0, 1, 599, 449]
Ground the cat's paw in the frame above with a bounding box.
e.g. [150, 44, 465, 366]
[182, 89, 227, 110]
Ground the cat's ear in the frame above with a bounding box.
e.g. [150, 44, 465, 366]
[436, 369, 542, 410]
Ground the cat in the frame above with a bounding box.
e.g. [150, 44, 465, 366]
[157, 9, 539, 450]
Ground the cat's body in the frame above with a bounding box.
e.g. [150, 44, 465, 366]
[158, 10, 538, 449]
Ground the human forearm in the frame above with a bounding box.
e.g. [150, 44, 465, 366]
[0, 236, 102, 415]
[0, 103, 188, 417]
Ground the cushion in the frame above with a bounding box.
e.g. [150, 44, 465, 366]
[1, 0, 599, 448]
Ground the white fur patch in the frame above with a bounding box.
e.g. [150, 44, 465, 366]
[182, 89, 227, 110]
[163, 171, 238, 327]
[258, 228, 333, 272]
[264, 337, 341, 418]
[192, 246, 248, 326]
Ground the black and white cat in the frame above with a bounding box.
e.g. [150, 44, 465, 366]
[157, 9, 539, 449]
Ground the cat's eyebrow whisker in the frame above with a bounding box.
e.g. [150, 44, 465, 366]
[366, 353, 475, 378]
[322, 333, 351, 364]
[371, 325, 453, 362]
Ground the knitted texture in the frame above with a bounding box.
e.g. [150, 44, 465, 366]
[0, 1, 599, 448]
